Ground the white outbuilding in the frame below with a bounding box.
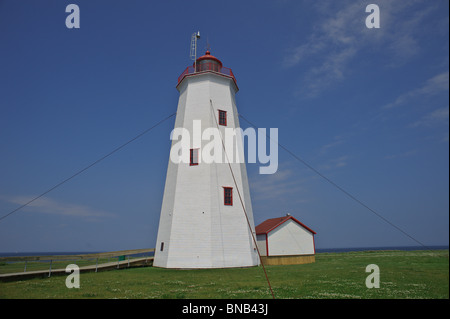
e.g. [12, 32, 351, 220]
[255, 214, 316, 265]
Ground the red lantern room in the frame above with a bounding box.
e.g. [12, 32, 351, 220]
[195, 50, 223, 72]
[177, 50, 237, 91]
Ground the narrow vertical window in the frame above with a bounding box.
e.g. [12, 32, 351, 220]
[218, 110, 227, 126]
[160, 242, 164, 251]
[190, 148, 199, 166]
[223, 187, 233, 206]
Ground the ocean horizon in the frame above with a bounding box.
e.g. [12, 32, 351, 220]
[315, 245, 449, 253]
[0, 245, 448, 258]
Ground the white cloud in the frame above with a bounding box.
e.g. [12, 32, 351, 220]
[384, 149, 418, 160]
[250, 151, 349, 203]
[283, 1, 362, 96]
[283, 0, 441, 97]
[319, 135, 345, 155]
[410, 106, 449, 128]
[418, 72, 450, 95]
[250, 168, 308, 202]
[383, 72, 449, 109]
[318, 155, 349, 171]
[0, 195, 115, 220]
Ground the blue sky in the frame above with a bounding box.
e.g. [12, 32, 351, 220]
[0, 0, 448, 252]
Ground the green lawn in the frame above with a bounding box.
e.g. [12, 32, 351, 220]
[0, 250, 448, 299]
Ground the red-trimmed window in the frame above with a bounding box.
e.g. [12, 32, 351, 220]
[223, 187, 233, 206]
[218, 110, 227, 126]
[190, 148, 199, 166]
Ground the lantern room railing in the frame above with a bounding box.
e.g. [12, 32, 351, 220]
[177, 63, 237, 87]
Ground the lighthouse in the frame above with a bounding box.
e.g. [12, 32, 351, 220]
[153, 49, 260, 268]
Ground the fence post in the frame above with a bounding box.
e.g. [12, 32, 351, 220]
[24, 261, 27, 272]
[95, 258, 98, 272]
[48, 260, 52, 277]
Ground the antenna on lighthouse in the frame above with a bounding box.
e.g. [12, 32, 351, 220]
[190, 31, 201, 72]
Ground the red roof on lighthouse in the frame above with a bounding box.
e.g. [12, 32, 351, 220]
[177, 49, 238, 90]
[195, 50, 223, 67]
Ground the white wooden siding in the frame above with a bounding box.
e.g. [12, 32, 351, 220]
[267, 219, 315, 256]
[154, 73, 259, 268]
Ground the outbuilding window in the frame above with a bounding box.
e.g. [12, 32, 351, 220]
[223, 187, 233, 206]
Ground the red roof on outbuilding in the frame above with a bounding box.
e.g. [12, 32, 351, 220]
[255, 215, 316, 235]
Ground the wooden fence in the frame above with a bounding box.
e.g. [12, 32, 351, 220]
[0, 248, 155, 281]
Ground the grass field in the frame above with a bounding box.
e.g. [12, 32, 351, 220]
[0, 250, 448, 299]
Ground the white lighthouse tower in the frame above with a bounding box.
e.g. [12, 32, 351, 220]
[153, 48, 259, 268]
